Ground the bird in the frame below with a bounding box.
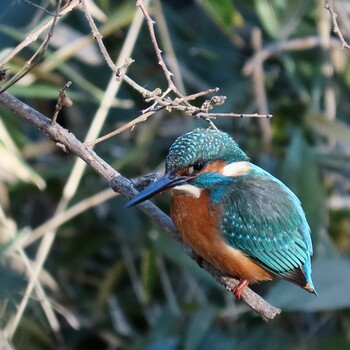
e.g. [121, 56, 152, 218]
[126, 128, 317, 299]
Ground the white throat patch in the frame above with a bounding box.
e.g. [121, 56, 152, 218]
[221, 161, 252, 177]
[172, 184, 202, 198]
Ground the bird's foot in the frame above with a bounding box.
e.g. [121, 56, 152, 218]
[233, 279, 250, 300]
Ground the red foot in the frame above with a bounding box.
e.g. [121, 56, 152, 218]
[233, 279, 250, 300]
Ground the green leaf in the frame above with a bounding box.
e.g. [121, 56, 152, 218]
[0, 142, 46, 189]
[0, 119, 46, 189]
[201, 0, 243, 31]
[255, 0, 310, 39]
[141, 249, 158, 302]
[308, 115, 350, 145]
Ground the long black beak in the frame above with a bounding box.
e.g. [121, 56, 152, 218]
[126, 172, 189, 207]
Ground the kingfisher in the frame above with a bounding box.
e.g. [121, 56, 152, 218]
[126, 128, 317, 299]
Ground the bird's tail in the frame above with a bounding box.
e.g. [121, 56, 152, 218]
[304, 282, 318, 296]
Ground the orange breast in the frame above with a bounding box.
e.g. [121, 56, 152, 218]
[170, 190, 274, 283]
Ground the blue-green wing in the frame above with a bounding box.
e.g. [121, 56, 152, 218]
[218, 165, 314, 288]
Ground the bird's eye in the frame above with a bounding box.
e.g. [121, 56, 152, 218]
[193, 162, 205, 171]
[187, 161, 205, 175]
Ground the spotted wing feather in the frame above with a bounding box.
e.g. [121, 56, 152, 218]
[218, 165, 314, 290]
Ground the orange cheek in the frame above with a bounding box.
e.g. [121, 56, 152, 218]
[202, 160, 227, 173]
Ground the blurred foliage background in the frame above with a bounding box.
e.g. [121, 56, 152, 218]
[1, 0, 350, 349]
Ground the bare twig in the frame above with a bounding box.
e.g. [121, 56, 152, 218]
[80, 0, 155, 101]
[196, 112, 272, 119]
[0, 0, 80, 67]
[175, 88, 219, 103]
[80, 0, 121, 73]
[136, 0, 186, 100]
[325, 1, 350, 50]
[0, 67, 8, 81]
[204, 263, 280, 322]
[85, 109, 156, 146]
[80, 0, 272, 146]
[318, 1, 336, 120]
[22, 0, 59, 16]
[1, 208, 60, 339]
[243, 35, 343, 76]
[52, 81, 73, 123]
[5, 248, 62, 339]
[0, 91, 281, 321]
[153, 0, 187, 94]
[0, 0, 63, 94]
[251, 28, 272, 150]
[0, 330, 14, 350]
[86, 105, 272, 147]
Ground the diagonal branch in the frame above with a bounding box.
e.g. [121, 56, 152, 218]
[136, 0, 185, 99]
[0, 0, 65, 94]
[325, 1, 350, 50]
[0, 91, 281, 322]
[80, 0, 271, 147]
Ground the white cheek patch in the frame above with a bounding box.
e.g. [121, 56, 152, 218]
[172, 184, 202, 198]
[221, 161, 252, 177]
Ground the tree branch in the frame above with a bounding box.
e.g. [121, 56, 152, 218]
[78, 0, 272, 147]
[325, 1, 350, 50]
[0, 91, 281, 321]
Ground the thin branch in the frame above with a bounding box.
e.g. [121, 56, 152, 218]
[318, 1, 336, 120]
[85, 109, 156, 146]
[0, 91, 281, 321]
[80, 0, 121, 73]
[136, 0, 186, 100]
[80, 0, 154, 102]
[5, 248, 61, 340]
[22, 0, 59, 16]
[204, 263, 280, 322]
[22, 189, 117, 248]
[1, 1, 150, 339]
[0, 0, 80, 67]
[0, 330, 14, 350]
[243, 35, 343, 76]
[86, 105, 272, 147]
[0, 0, 63, 94]
[153, 0, 187, 94]
[251, 28, 272, 150]
[196, 112, 273, 119]
[52, 81, 73, 123]
[6, 248, 62, 339]
[325, 1, 350, 50]
[80, 0, 271, 146]
[175, 88, 219, 103]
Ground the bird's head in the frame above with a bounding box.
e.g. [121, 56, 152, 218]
[126, 128, 250, 207]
